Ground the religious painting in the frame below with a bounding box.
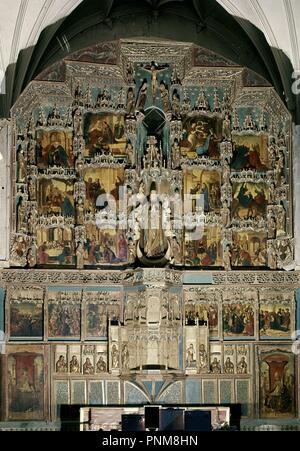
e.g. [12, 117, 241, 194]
[185, 302, 219, 337]
[86, 302, 108, 339]
[232, 182, 268, 220]
[223, 303, 255, 338]
[134, 62, 172, 112]
[36, 130, 73, 168]
[10, 301, 43, 339]
[7, 347, 45, 420]
[38, 178, 75, 217]
[36, 226, 75, 267]
[232, 231, 267, 267]
[84, 167, 125, 212]
[231, 134, 269, 171]
[184, 169, 222, 213]
[259, 303, 292, 339]
[48, 296, 81, 339]
[54, 345, 68, 374]
[223, 345, 236, 374]
[84, 113, 126, 157]
[236, 344, 250, 375]
[180, 116, 222, 160]
[95, 345, 108, 374]
[185, 227, 222, 267]
[69, 345, 82, 374]
[259, 350, 295, 418]
[84, 225, 128, 266]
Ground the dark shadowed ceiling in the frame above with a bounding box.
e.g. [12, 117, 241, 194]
[0, 0, 298, 122]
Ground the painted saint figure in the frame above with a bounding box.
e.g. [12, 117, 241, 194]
[96, 356, 107, 373]
[224, 357, 235, 374]
[56, 356, 67, 373]
[70, 356, 80, 374]
[111, 345, 119, 369]
[83, 358, 94, 375]
[237, 357, 248, 374]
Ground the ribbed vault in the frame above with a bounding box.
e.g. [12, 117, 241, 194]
[0, 0, 298, 122]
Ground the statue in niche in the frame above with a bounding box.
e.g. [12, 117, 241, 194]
[221, 200, 231, 228]
[223, 159, 231, 185]
[268, 244, 277, 270]
[121, 344, 130, 370]
[223, 244, 232, 271]
[186, 344, 196, 368]
[28, 178, 36, 201]
[224, 357, 235, 374]
[237, 357, 248, 374]
[75, 153, 84, 177]
[172, 89, 181, 119]
[27, 213, 36, 236]
[74, 108, 83, 136]
[222, 114, 232, 141]
[142, 184, 166, 258]
[210, 357, 221, 374]
[83, 358, 94, 375]
[136, 79, 148, 112]
[268, 216, 276, 239]
[276, 206, 286, 235]
[125, 141, 135, 167]
[56, 356, 67, 373]
[17, 197, 27, 232]
[199, 344, 208, 372]
[70, 355, 80, 374]
[159, 81, 171, 113]
[18, 150, 27, 183]
[111, 345, 119, 369]
[128, 238, 137, 263]
[76, 242, 84, 269]
[172, 138, 181, 169]
[96, 356, 107, 373]
[28, 139, 36, 165]
[126, 88, 135, 118]
[76, 199, 85, 225]
[143, 136, 161, 168]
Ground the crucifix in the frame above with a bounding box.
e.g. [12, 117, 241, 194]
[140, 61, 169, 105]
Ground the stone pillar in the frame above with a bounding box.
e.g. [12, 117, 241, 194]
[0, 119, 11, 268]
[293, 124, 300, 269]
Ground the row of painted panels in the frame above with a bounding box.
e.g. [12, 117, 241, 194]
[6, 293, 295, 340]
[2, 344, 296, 422]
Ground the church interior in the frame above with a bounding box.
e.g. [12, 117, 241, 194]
[0, 0, 299, 432]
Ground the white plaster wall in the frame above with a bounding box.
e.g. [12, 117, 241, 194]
[0, 120, 11, 267]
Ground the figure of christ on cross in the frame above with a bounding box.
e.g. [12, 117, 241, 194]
[140, 61, 169, 105]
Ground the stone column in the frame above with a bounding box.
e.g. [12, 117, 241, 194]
[293, 124, 300, 269]
[0, 119, 11, 268]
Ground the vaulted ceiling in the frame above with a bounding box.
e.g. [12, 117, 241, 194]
[0, 0, 299, 121]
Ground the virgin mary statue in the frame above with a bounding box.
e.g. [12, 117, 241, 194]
[143, 186, 166, 258]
